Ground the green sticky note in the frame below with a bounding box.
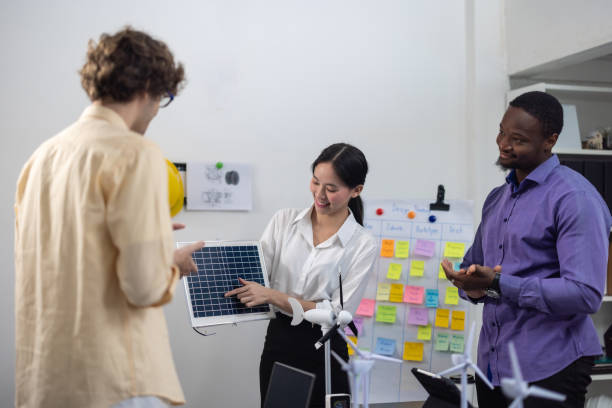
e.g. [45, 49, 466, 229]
[387, 263, 402, 280]
[450, 334, 465, 353]
[445, 286, 459, 305]
[376, 305, 397, 323]
[417, 324, 432, 341]
[410, 260, 425, 277]
[395, 241, 410, 258]
[435, 332, 450, 351]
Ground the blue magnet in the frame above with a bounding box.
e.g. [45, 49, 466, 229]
[428, 215, 437, 223]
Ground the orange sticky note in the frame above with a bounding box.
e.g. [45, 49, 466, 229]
[435, 308, 450, 328]
[381, 239, 395, 257]
[403, 342, 424, 361]
[389, 284, 404, 303]
[451, 310, 466, 331]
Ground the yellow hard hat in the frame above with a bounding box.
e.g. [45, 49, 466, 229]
[166, 159, 184, 217]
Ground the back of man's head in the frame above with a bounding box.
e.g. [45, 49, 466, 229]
[79, 27, 185, 103]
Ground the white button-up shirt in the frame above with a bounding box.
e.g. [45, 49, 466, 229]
[261, 207, 377, 315]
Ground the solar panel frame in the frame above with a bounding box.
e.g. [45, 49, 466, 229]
[178, 240, 275, 328]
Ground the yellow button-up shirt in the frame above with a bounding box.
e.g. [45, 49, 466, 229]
[14, 105, 185, 407]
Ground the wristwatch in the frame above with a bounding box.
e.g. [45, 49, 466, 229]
[485, 272, 501, 299]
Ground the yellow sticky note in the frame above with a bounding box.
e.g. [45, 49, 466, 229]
[435, 308, 450, 328]
[417, 324, 432, 341]
[389, 283, 404, 303]
[376, 283, 391, 301]
[410, 260, 425, 277]
[444, 242, 465, 258]
[445, 286, 459, 305]
[438, 264, 447, 280]
[451, 310, 466, 331]
[347, 335, 357, 355]
[387, 263, 402, 280]
[381, 239, 395, 257]
[403, 342, 424, 361]
[395, 241, 410, 258]
[376, 305, 397, 323]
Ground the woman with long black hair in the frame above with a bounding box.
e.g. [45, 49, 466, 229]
[225, 143, 377, 408]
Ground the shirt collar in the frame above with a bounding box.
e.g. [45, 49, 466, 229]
[79, 104, 130, 131]
[292, 206, 358, 248]
[505, 155, 560, 192]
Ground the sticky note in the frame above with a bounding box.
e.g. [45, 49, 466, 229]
[347, 335, 358, 355]
[414, 239, 435, 258]
[410, 260, 425, 277]
[389, 283, 404, 303]
[381, 239, 395, 257]
[425, 289, 439, 308]
[454, 261, 462, 271]
[345, 317, 364, 335]
[356, 298, 376, 317]
[375, 337, 396, 356]
[445, 286, 459, 305]
[395, 241, 410, 258]
[444, 242, 465, 258]
[404, 285, 425, 304]
[451, 310, 465, 331]
[435, 332, 450, 351]
[435, 308, 450, 328]
[376, 283, 391, 301]
[376, 305, 397, 323]
[438, 264, 447, 280]
[407, 307, 429, 326]
[387, 263, 402, 280]
[403, 342, 424, 361]
[417, 324, 432, 341]
[450, 334, 465, 353]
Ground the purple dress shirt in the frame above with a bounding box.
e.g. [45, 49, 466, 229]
[461, 155, 611, 385]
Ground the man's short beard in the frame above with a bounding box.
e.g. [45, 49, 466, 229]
[495, 157, 512, 172]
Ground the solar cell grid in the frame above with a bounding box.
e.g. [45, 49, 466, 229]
[186, 244, 270, 319]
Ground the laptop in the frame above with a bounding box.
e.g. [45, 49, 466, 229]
[264, 362, 316, 408]
[412, 367, 475, 408]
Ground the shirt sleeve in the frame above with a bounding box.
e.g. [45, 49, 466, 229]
[500, 190, 610, 315]
[318, 236, 378, 315]
[104, 143, 179, 308]
[458, 219, 488, 304]
[260, 210, 282, 282]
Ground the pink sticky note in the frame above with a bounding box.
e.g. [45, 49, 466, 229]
[345, 317, 364, 335]
[413, 239, 436, 258]
[407, 307, 429, 326]
[403, 285, 425, 304]
[356, 299, 376, 317]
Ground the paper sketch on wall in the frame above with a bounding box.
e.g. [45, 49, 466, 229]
[186, 162, 253, 211]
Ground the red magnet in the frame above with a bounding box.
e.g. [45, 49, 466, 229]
[376, 208, 384, 216]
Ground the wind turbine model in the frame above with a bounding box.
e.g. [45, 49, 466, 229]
[331, 329, 402, 408]
[501, 342, 565, 408]
[437, 322, 493, 408]
[288, 269, 359, 396]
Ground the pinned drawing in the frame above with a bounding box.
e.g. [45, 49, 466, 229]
[186, 162, 252, 211]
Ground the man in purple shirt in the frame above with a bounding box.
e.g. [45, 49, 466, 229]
[442, 91, 611, 408]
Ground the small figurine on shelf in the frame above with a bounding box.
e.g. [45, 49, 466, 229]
[584, 129, 605, 150]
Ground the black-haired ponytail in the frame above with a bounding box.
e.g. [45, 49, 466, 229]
[312, 143, 368, 225]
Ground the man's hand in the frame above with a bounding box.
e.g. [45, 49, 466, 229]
[174, 241, 205, 277]
[224, 278, 272, 307]
[172, 223, 186, 231]
[441, 259, 500, 294]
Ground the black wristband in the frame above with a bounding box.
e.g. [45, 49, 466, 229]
[490, 272, 501, 294]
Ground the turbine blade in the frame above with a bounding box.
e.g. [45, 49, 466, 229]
[528, 386, 566, 401]
[339, 269, 344, 310]
[315, 323, 339, 349]
[348, 321, 358, 337]
[466, 321, 476, 356]
[508, 342, 523, 383]
[288, 297, 304, 326]
[371, 354, 403, 364]
[336, 328, 367, 358]
[330, 350, 351, 371]
[508, 398, 523, 408]
[471, 363, 494, 389]
[438, 365, 462, 377]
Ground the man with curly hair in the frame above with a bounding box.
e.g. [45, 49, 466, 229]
[15, 27, 203, 408]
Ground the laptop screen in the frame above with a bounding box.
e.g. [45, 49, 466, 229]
[264, 362, 316, 408]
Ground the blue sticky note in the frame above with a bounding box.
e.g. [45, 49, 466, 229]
[375, 337, 397, 356]
[454, 261, 462, 270]
[425, 289, 439, 308]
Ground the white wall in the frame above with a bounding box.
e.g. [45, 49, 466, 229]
[505, 0, 612, 75]
[0, 1, 508, 406]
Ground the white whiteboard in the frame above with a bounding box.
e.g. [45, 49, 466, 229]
[354, 199, 474, 403]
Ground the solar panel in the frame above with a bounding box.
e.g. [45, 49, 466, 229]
[179, 240, 275, 328]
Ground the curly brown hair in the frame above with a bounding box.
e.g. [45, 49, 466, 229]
[79, 27, 185, 102]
